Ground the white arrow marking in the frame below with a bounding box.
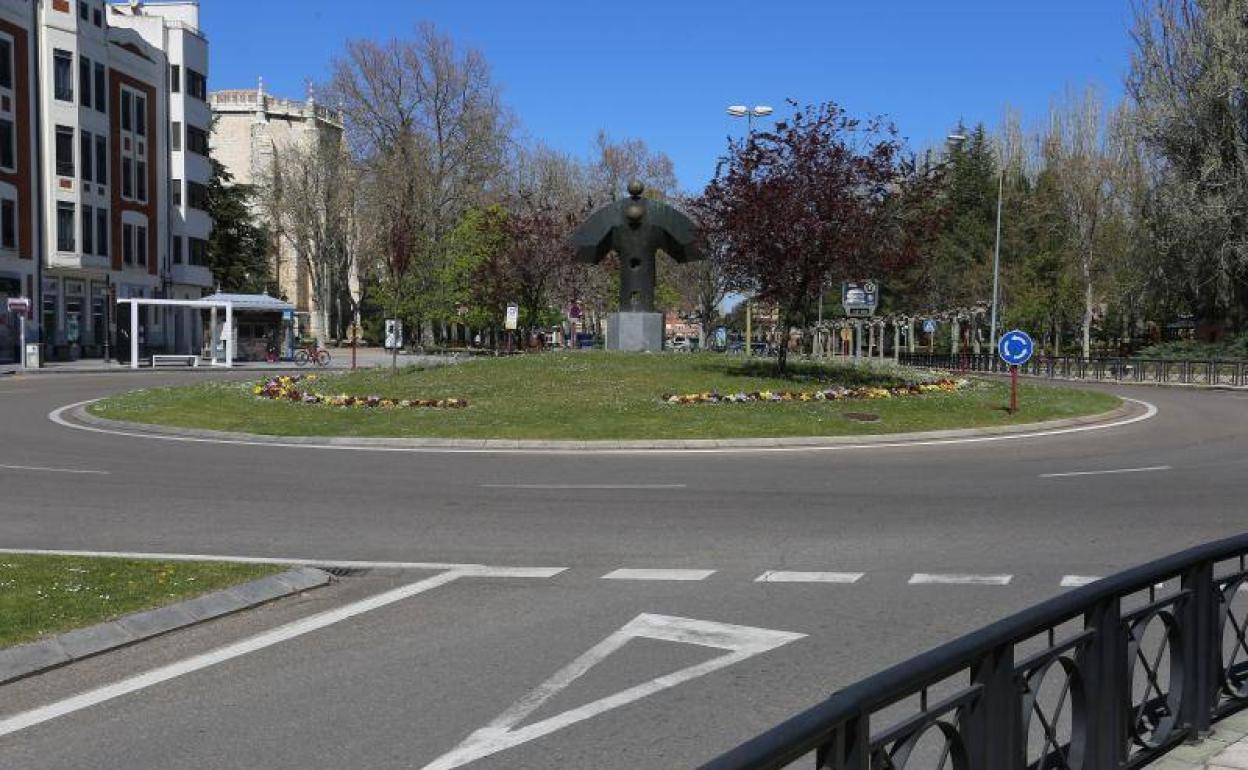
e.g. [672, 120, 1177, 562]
[420, 614, 805, 770]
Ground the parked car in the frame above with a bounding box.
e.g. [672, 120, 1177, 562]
[669, 335, 692, 351]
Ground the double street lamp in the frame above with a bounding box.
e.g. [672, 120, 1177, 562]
[728, 104, 774, 356]
[947, 132, 1005, 350]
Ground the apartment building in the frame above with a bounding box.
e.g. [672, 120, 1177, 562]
[0, 0, 212, 364]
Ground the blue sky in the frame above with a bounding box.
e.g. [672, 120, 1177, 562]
[203, 0, 1134, 192]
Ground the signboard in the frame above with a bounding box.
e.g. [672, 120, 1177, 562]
[504, 304, 519, 331]
[384, 319, 403, 350]
[282, 309, 293, 321]
[6, 297, 30, 314]
[923, 319, 937, 334]
[841, 280, 879, 318]
[568, 303, 582, 320]
[997, 329, 1035, 367]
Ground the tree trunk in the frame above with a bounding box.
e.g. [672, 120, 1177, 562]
[1082, 254, 1093, 360]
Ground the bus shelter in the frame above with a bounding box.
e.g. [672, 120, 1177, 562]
[116, 297, 237, 369]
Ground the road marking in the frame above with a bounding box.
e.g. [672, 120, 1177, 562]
[48, 397, 1159, 455]
[601, 568, 715, 581]
[909, 573, 1013, 586]
[0, 547, 484, 572]
[0, 564, 562, 738]
[479, 484, 687, 490]
[0, 463, 109, 475]
[1061, 575, 1101, 587]
[421, 613, 804, 770]
[755, 571, 864, 583]
[1040, 465, 1171, 479]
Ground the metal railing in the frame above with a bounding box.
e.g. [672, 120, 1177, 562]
[897, 353, 1248, 387]
[699, 533, 1248, 769]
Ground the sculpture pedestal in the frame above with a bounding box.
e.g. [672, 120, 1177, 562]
[607, 312, 664, 352]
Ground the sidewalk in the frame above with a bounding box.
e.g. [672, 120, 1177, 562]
[1158, 712, 1248, 769]
[2, 347, 461, 376]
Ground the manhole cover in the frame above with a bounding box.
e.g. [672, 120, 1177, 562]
[843, 412, 880, 423]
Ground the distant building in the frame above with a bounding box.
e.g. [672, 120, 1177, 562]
[209, 81, 347, 342]
[0, 0, 213, 364]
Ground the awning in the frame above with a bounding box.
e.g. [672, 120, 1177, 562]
[199, 293, 296, 312]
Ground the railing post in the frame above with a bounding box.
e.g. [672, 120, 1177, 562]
[816, 716, 870, 770]
[1181, 562, 1218, 739]
[1084, 597, 1127, 768]
[963, 644, 1021, 770]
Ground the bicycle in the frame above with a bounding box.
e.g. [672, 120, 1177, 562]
[294, 343, 331, 367]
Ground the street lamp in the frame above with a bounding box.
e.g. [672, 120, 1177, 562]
[729, 105, 774, 356]
[946, 132, 1005, 354]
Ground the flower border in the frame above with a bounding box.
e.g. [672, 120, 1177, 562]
[253, 375, 467, 409]
[659, 379, 967, 404]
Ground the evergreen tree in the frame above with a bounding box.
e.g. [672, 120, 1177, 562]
[205, 159, 270, 294]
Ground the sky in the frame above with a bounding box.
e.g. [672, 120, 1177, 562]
[201, 0, 1136, 192]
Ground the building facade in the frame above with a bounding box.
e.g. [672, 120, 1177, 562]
[0, 0, 212, 364]
[209, 82, 346, 342]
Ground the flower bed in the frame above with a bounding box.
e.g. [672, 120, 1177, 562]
[253, 375, 467, 409]
[660, 379, 967, 405]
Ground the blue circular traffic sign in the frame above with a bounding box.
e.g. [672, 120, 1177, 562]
[997, 330, 1034, 366]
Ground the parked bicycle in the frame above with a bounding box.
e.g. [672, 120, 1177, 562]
[294, 343, 331, 367]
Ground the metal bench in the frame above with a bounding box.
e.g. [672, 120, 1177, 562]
[150, 354, 199, 367]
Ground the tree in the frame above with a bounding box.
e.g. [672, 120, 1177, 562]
[204, 159, 269, 294]
[703, 101, 938, 371]
[672, 195, 732, 348]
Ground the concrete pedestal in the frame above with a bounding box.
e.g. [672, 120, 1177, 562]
[607, 312, 664, 352]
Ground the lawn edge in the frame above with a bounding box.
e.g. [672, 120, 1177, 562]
[0, 566, 331, 686]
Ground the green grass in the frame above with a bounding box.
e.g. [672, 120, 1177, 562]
[87, 352, 1120, 440]
[0, 555, 283, 648]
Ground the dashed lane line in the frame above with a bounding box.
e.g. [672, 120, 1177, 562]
[601, 569, 716, 581]
[1061, 575, 1101, 587]
[908, 573, 1013, 586]
[1040, 465, 1171, 479]
[480, 484, 687, 490]
[0, 464, 109, 475]
[755, 571, 864, 583]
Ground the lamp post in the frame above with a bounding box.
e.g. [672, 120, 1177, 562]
[947, 132, 1005, 356]
[728, 105, 773, 357]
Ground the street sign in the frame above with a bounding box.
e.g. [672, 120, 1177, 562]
[6, 297, 30, 314]
[841, 280, 879, 318]
[384, 319, 403, 350]
[568, 303, 582, 320]
[997, 329, 1035, 367]
[504, 304, 519, 331]
[282, 309, 293, 321]
[923, 319, 937, 334]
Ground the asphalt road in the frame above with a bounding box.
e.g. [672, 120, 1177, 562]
[0, 370, 1245, 769]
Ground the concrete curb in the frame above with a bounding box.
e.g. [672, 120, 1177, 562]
[65, 398, 1141, 452]
[1153, 710, 1248, 768]
[0, 566, 331, 686]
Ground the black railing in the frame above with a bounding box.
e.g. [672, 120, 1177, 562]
[897, 353, 1248, 387]
[699, 533, 1248, 769]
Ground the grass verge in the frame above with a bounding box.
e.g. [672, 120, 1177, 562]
[0, 555, 283, 648]
[87, 352, 1121, 441]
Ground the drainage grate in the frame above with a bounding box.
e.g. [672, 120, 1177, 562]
[317, 566, 371, 578]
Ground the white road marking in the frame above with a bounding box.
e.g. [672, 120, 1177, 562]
[1061, 575, 1101, 587]
[0, 547, 485, 572]
[48, 397, 1159, 455]
[601, 568, 715, 581]
[754, 571, 863, 583]
[909, 573, 1013, 586]
[421, 613, 805, 770]
[0, 463, 109, 475]
[1040, 465, 1171, 479]
[479, 484, 687, 490]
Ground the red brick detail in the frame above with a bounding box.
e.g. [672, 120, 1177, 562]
[52, 0, 70, 12]
[0, 20, 32, 260]
[109, 71, 159, 275]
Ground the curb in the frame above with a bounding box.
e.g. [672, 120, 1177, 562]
[0, 566, 331, 686]
[65, 398, 1141, 452]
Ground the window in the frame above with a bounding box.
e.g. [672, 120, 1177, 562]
[95, 134, 106, 184]
[134, 94, 145, 136]
[188, 236, 208, 266]
[1, 198, 15, 250]
[121, 91, 131, 131]
[170, 65, 180, 93]
[186, 125, 209, 157]
[0, 119, 13, 171]
[136, 225, 146, 266]
[136, 159, 146, 201]
[95, 207, 107, 257]
[79, 56, 90, 107]
[172, 235, 182, 264]
[56, 202, 75, 251]
[93, 62, 105, 113]
[121, 157, 132, 198]
[0, 39, 11, 90]
[55, 126, 74, 177]
[81, 204, 92, 254]
[187, 180, 208, 211]
[122, 222, 133, 264]
[93, 7, 102, 27]
[171, 121, 181, 152]
[171, 178, 181, 206]
[53, 50, 73, 102]
[78, 1, 88, 20]
[79, 130, 92, 183]
[186, 69, 206, 101]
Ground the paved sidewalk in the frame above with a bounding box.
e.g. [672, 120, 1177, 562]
[1, 348, 461, 375]
[1157, 712, 1248, 768]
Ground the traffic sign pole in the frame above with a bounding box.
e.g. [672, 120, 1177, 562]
[997, 330, 1034, 415]
[1010, 365, 1019, 414]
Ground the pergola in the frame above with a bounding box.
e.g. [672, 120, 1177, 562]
[115, 297, 236, 369]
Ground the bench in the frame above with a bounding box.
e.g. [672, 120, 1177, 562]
[151, 354, 200, 367]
